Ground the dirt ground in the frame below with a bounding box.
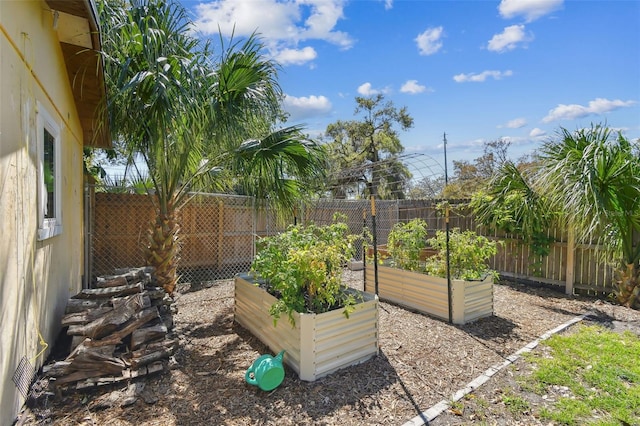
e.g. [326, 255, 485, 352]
[16, 270, 640, 426]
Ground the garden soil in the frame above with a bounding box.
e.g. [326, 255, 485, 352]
[16, 271, 640, 426]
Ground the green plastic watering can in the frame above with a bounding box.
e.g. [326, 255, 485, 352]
[245, 350, 286, 391]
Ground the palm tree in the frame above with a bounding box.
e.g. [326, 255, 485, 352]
[536, 124, 640, 307]
[470, 161, 554, 258]
[98, 0, 326, 294]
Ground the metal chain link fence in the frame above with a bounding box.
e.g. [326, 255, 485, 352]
[86, 185, 287, 287]
[86, 185, 465, 288]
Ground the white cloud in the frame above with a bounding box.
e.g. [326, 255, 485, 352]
[542, 98, 637, 123]
[302, 1, 352, 48]
[193, 0, 297, 39]
[274, 46, 317, 66]
[529, 128, 546, 137]
[192, 0, 353, 66]
[498, 0, 563, 22]
[357, 82, 389, 96]
[453, 70, 513, 83]
[400, 80, 430, 94]
[381, 0, 393, 10]
[415, 26, 444, 56]
[283, 94, 332, 122]
[487, 25, 533, 53]
[499, 118, 527, 129]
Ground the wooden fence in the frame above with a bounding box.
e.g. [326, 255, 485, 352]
[89, 191, 274, 283]
[88, 190, 630, 295]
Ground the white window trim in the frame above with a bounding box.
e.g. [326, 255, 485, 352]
[37, 102, 63, 240]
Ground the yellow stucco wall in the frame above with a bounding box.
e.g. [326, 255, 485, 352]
[1, 1, 86, 423]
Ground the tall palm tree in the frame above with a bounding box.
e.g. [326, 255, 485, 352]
[536, 124, 640, 307]
[98, 0, 326, 294]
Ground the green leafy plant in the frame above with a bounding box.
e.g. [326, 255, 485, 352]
[425, 228, 498, 281]
[387, 218, 429, 271]
[379, 217, 498, 281]
[251, 214, 360, 324]
[470, 162, 555, 277]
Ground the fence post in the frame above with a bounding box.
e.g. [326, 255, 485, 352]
[371, 196, 379, 295]
[217, 200, 224, 268]
[565, 227, 575, 295]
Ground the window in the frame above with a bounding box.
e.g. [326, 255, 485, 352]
[37, 103, 62, 240]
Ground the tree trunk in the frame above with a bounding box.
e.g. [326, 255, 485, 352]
[146, 201, 180, 294]
[615, 263, 639, 308]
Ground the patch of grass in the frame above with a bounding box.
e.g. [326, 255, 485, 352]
[501, 390, 530, 416]
[526, 324, 640, 425]
[469, 393, 490, 409]
[446, 400, 465, 417]
[450, 400, 464, 410]
[462, 393, 490, 420]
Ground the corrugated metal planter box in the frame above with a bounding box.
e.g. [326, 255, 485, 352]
[234, 274, 379, 381]
[365, 264, 493, 325]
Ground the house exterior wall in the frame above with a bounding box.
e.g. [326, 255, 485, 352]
[1, 2, 86, 423]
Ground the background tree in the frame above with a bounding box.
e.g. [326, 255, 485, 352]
[441, 138, 511, 199]
[323, 94, 413, 199]
[98, 0, 326, 294]
[406, 175, 446, 199]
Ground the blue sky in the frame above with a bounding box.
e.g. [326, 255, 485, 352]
[183, 0, 639, 174]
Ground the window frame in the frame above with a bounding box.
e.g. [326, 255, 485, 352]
[37, 102, 63, 240]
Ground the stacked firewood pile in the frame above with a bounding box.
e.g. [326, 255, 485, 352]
[43, 267, 178, 390]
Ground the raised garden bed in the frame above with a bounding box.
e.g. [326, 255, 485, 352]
[367, 244, 437, 262]
[364, 264, 493, 325]
[234, 273, 379, 381]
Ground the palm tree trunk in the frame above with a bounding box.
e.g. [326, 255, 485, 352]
[146, 203, 180, 294]
[615, 263, 639, 308]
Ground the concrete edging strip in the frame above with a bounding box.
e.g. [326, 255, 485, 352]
[402, 313, 589, 426]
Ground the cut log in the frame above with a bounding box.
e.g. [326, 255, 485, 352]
[112, 294, 151, 310]
[65, 299, 103, 314]
[124, 361, 164, 378]
[72, 282, 144, 299]
[98, 268, 147, 285]
[97, 307, 160, 345]
[69, 359, 125, 375]
[129, 349, 172, 369]
[131, 324, 168, 350]
[73, 337, 125, 349]
[74, 361, 164, 390]
[43, 361, 72, 377]
[68, 341, 117, 359]
[67, 294, 145, 339]
[61, 307, 114, 326]
[130, 339, 177, 358]
[95, 275, 128, 288]
[64, 341, 125, 373]
[54, 369, 110, 386]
